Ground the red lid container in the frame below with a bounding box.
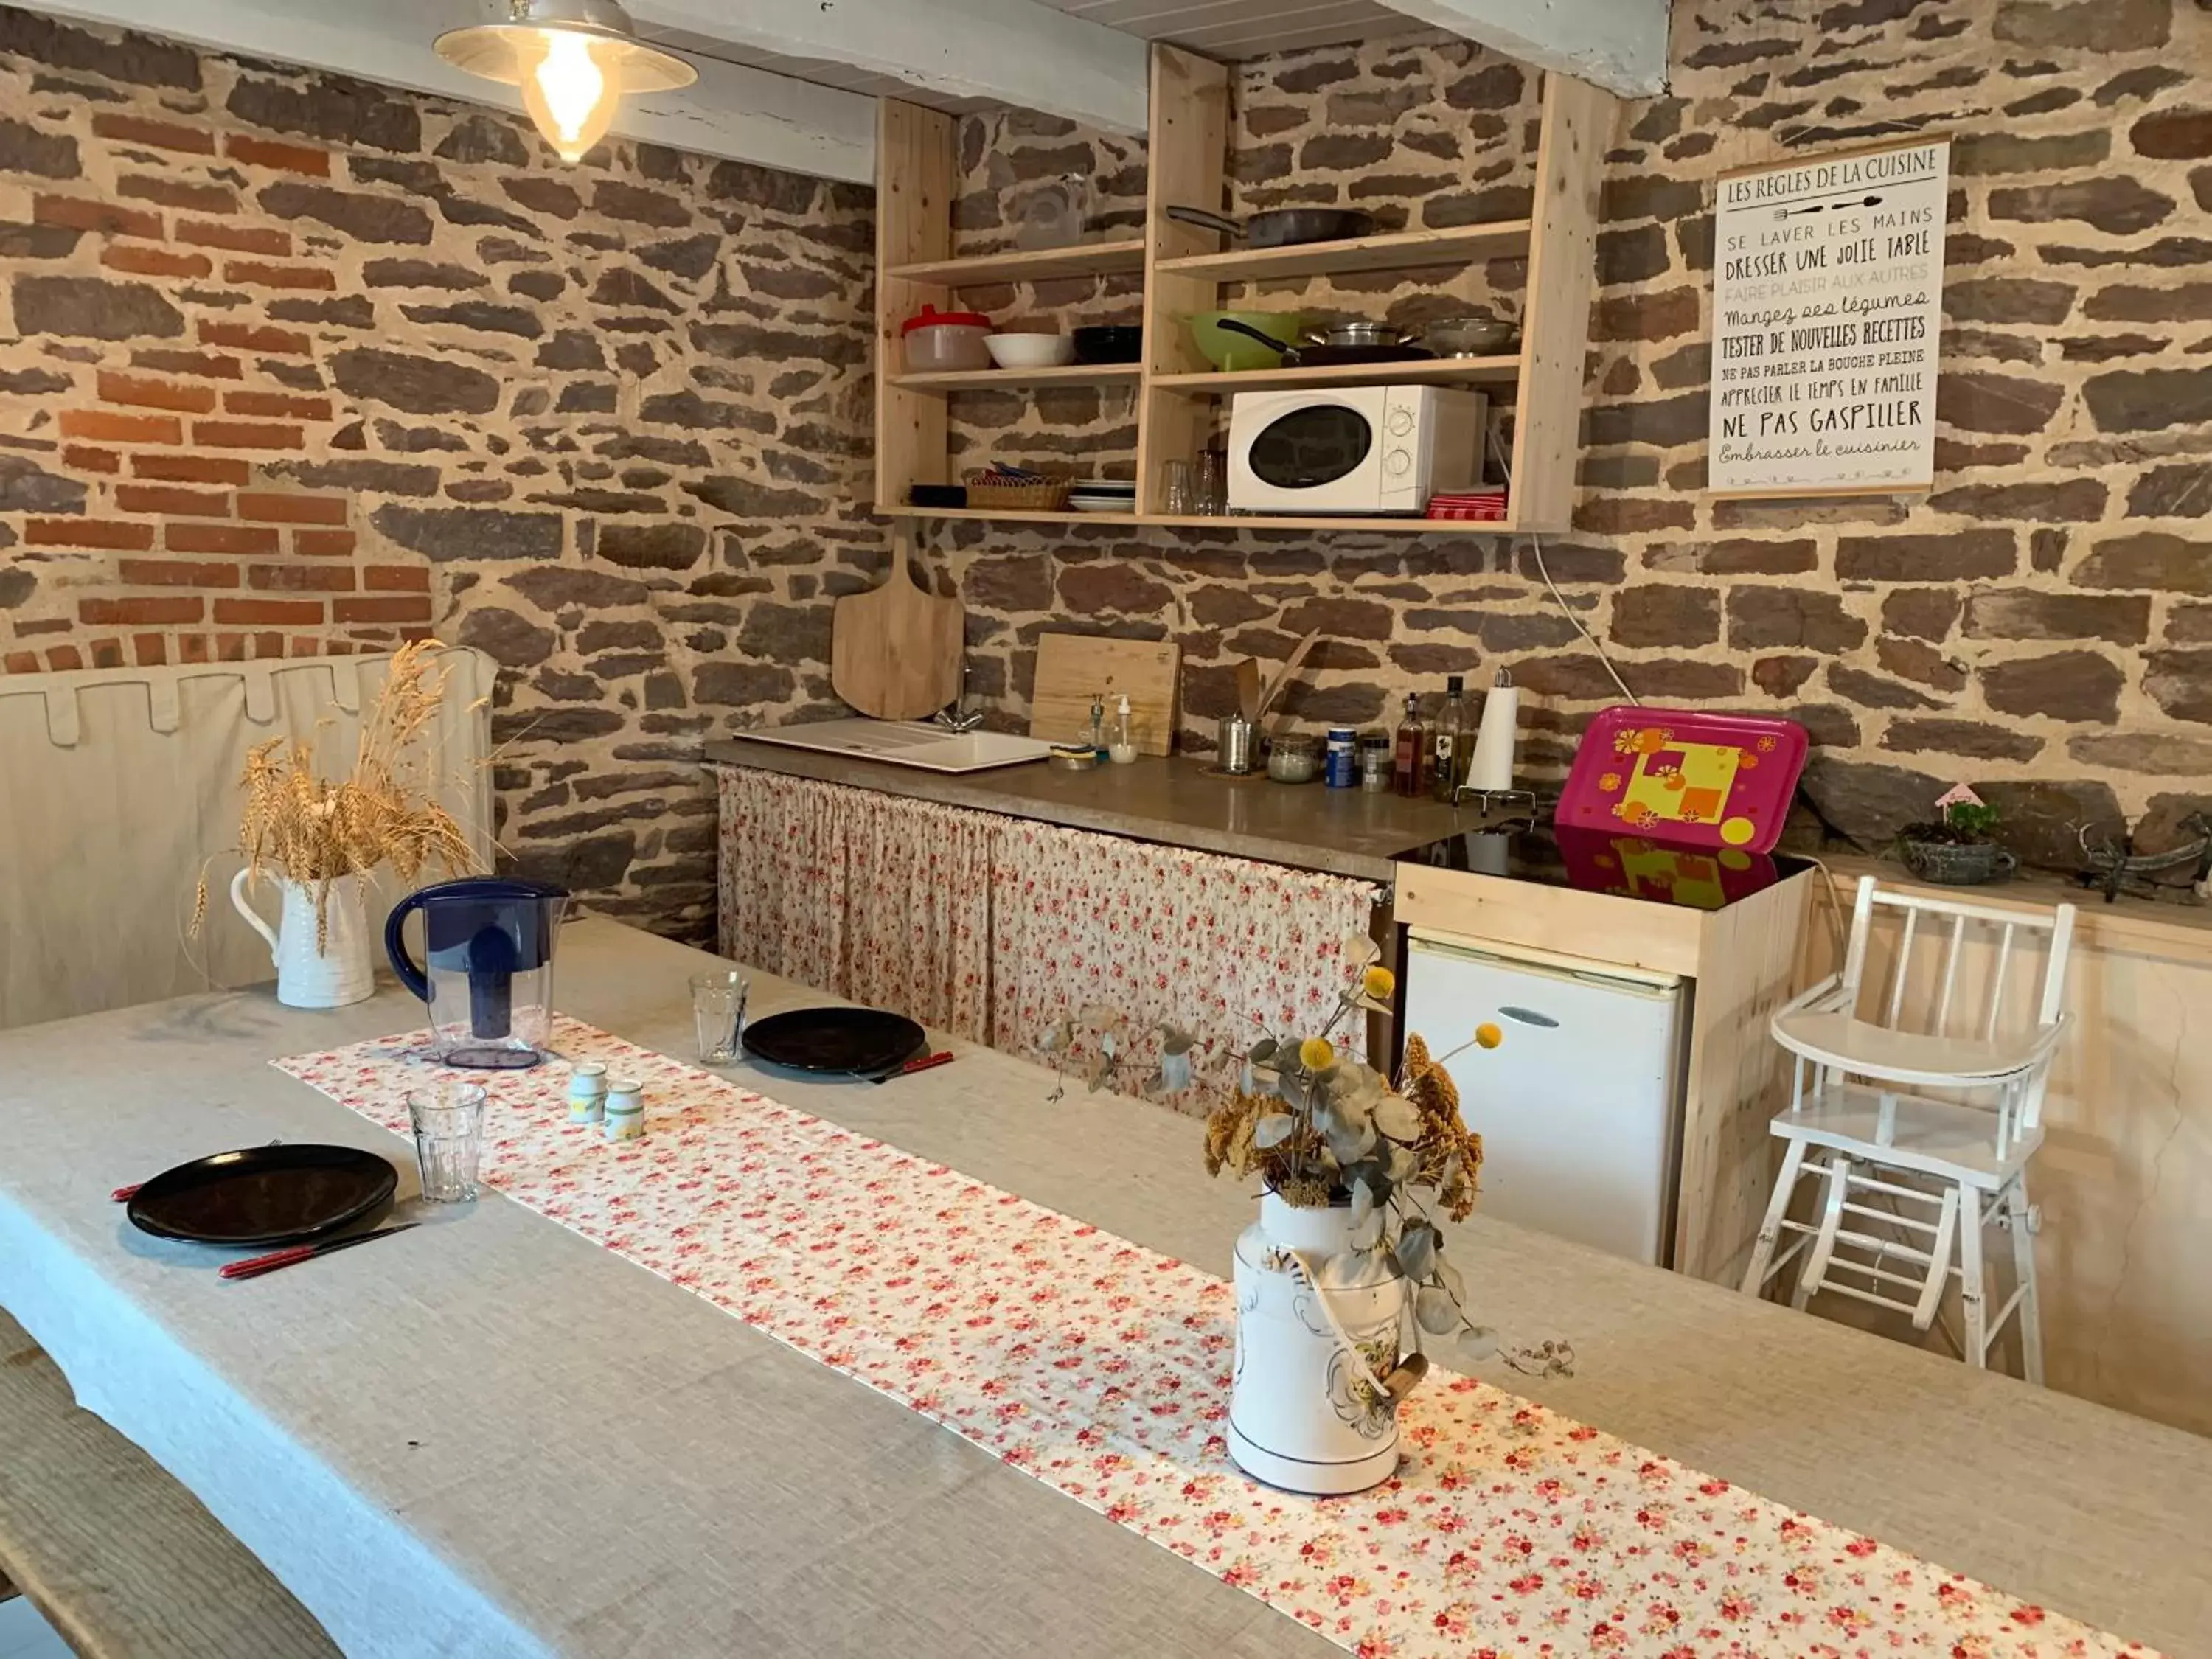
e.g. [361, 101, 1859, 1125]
[901, 304, 992, 335]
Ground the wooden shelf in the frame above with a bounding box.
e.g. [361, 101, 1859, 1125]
[1141, 512, 1515, 533]
[875, 50, 1615, 536]
[888, 239, 1149, 286]
[1150, 355, 1523, 394]
[891, 364, 1142, 392]
[883, 505, 1515, 534]
[880, 506, 1138, 526]
[1154, 219, 1531, 282]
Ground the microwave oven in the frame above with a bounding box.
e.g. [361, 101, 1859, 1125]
[1227, 385, 1486, 515]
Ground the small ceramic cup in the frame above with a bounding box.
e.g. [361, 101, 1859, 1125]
[602, 1076, 644, 1142]
[568, 1061, 609, 1124]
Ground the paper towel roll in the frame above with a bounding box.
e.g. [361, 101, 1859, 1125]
[1467, 670, 1517, 792]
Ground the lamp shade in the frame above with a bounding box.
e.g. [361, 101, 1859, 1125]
[436, 0, 695, 163]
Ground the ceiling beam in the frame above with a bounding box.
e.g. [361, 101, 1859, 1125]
[33, 0, 880, 182]
[630, 0, 1152, 135]
[1373, 0, 1670, 97]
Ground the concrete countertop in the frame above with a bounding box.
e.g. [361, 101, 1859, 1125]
[704, 737, 1481, 883]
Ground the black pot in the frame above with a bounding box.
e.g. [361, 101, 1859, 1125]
[1072, 325, 1143, 364]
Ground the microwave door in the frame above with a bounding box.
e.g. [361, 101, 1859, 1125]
[1228, 393, 1382, 514]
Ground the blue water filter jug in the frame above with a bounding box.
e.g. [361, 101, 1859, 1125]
[385, 878, 570, 1068]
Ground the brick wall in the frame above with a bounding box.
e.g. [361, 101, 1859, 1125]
[939, 0, 2212, 871]
[0, 7, 881, 941]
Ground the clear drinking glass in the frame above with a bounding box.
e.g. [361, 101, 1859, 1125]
[1194, 448, 1226, 515]
[691, 970, 748, 1065]
[1160, 459, 1194, 516]
[408, 1082, 487, 1203]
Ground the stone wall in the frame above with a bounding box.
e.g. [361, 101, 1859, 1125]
[0, 6, 881, 941]
[936, 0, 2212, 869]
[8, 0, 2212, 907]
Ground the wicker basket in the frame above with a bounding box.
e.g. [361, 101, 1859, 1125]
[962, 471, 1071, 512]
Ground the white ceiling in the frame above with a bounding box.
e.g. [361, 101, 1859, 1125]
[1029, 0, 1420, 60]
[37, 0, 1669, 184]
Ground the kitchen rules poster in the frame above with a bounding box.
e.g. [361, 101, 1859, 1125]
[1707, 138, 1949, 497]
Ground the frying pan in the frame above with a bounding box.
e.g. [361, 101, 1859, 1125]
[1214, 316, 1433, 369]
[1166, 204, 1377, 249]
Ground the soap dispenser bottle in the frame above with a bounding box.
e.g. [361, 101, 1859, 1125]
[1108, 695, 1138, 764]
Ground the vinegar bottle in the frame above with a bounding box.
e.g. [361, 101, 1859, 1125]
[1393, 692, 1426, 797]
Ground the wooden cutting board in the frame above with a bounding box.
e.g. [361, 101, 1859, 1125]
[830, 526, 964, 720]
[1029, 632, 1180, 756]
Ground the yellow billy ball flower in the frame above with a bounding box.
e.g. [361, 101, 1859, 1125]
[1298, 1035, 1337, 1071]
[1475, 1023, 1503, 1050]
[1362, 965, 1396, 1000]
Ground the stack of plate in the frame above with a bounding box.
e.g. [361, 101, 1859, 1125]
[1069, 479, 1137, 515]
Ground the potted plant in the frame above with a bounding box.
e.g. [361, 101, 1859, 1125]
[192, 642, 480, 1007]
[1048, 940, 1570, 1495]
[1897, 784, 2016, 886]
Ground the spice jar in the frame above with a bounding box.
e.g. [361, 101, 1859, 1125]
[567, 1061, 608, 1124]
[1358, 731, 1392, 793]
[602, 1077, 644, 1142]
[1267, 733, 1321, 784]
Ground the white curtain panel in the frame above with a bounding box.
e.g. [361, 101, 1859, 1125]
[715, 765, 1380, 1107]
[0, 650, 495, 1029]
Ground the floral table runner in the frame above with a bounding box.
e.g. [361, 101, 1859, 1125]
[278, 1020, 2154, 1659]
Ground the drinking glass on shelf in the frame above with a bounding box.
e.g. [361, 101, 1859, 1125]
[1194, 448, 1226, 515]
[407, 1082, 487, 1203]
[691, 970, 749, 1065]
[1160, 459, 1194, 515]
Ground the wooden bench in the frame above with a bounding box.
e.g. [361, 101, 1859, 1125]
[0, 1310, 341, 1658]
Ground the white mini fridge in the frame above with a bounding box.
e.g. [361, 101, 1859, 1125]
[1402, 929, 1689, 1266]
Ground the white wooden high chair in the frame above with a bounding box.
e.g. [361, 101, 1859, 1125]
[1739, 875, 2076, 1381]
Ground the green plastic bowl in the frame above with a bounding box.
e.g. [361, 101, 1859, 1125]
[1186, 310, 1308, 372]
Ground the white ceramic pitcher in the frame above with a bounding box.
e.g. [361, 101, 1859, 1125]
[1228, 1191, 1416, 1495]
[229, 870, 375, 1009]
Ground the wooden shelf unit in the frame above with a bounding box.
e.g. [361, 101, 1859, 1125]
[872, 46, 1618, 535]
[891, 364, 1143, 392]
[888, 238, 1150, 286]
[1149, 355, 1522, 394]
[1152, 218, 1532, 282]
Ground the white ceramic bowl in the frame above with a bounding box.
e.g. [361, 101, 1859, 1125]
[985, 333, 1077, 369]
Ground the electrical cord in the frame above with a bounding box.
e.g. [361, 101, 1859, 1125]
[1486, 428, 1640, 706]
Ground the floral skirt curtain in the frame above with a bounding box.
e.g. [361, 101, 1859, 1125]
[715, 766, 1380, 1107]
[715, 766, 997, 1045]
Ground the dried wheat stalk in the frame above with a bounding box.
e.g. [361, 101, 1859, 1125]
[192, 642, 482, 951]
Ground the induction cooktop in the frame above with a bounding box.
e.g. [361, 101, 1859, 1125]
[1397, 818, 1812, 913]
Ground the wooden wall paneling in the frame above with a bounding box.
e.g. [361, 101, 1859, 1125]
[1673, 871, 1813, 1283]
[1507, 72, 1617, 532]
[874, 100, 956, 512]
[1136, 44, 1231, 516]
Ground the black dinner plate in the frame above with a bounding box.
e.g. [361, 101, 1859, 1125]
[127, 1144, 398, 1248]
[741, 1006, 927, 1077]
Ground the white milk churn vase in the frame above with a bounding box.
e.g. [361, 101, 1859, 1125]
[1228, 1190, 1416, 1495]
[229, 870, 375, 1009]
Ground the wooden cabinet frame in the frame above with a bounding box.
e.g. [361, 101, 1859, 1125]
[872, 45, 1619, 537]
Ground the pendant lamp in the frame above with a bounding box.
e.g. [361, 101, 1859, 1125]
[436, 0, 697, 164]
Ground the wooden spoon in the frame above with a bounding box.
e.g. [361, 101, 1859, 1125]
[1253, 628, 1321, 726]
[1235, 658, 1262, 725]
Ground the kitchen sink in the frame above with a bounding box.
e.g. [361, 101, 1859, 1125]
[737, 718, 1051, 773]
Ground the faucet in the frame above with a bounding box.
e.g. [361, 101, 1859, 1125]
[931, 662, 985, 731]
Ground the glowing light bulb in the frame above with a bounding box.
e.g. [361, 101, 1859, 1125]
[521, 29, 616, 162]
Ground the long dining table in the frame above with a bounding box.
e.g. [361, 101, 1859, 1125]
[0, 917, 2205, 1658]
